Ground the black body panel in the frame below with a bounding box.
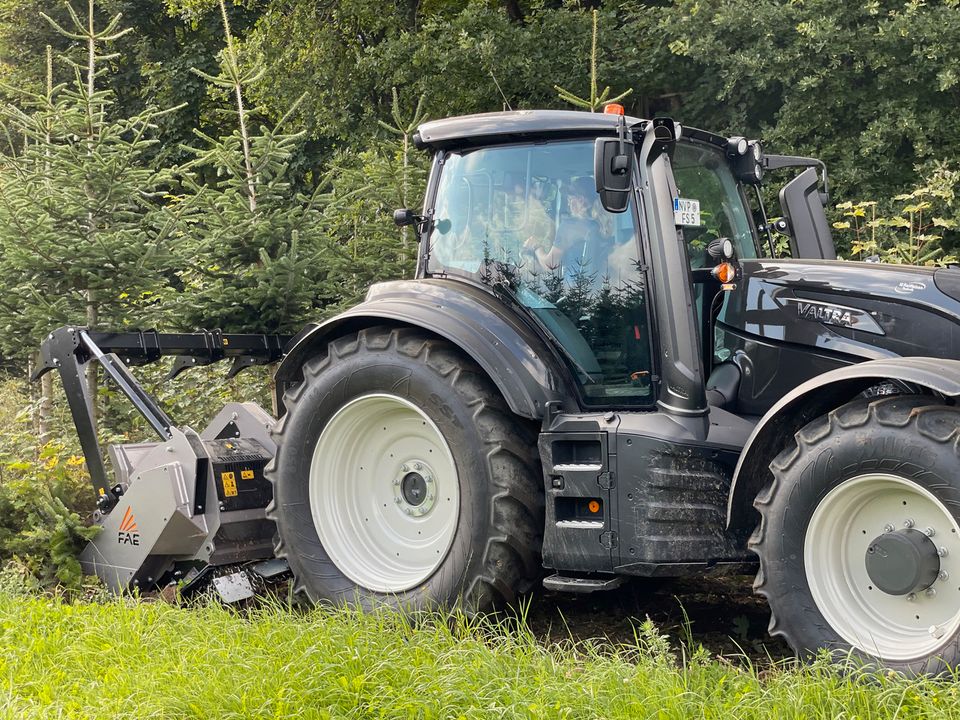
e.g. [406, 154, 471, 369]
[616, 417, 753, 575]
[540, 406, 756, 577]
[719, 259, 960, 415]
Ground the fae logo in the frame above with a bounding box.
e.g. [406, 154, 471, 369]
[117, 506, 140, 546]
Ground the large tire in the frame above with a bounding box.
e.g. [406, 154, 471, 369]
[751, 394, 960, 675]
[265, 326, 543, 612]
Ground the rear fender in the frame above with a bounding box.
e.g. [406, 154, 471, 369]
[274, 279, 570, 420]
[726, 357, 960, 532]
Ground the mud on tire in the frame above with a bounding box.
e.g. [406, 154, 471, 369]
[265, 326, 543, 612]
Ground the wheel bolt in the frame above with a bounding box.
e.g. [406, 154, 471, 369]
[939, 547, 949, 558]
[939, 570, 949, 582]
[394, 497, 402, 504]
[401, 464, 409, 472]
[904, 519, 915, 529]
[883, 524, 895, 533]
[426, 494, 434, 502]
[907, 593, 917, 602]
[926, 587, 938, 598]
[414, 462, 423, 471]
[393, 478, 401, 485]
[404, 508, 412, 515]
[925, 527, 936, 537]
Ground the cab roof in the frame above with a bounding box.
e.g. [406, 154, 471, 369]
[414, 109, 729, 153]
[414, 110, 645, 151]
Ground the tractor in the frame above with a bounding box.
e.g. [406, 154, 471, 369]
[37, 107, 960, 675]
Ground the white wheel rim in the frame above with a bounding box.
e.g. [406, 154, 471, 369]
[805, 473, 960, 661]
[309, 393, 460, 593]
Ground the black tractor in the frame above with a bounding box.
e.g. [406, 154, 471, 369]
[40, 107, 960, 675]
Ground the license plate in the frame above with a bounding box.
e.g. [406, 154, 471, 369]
[674, 197, 701, 226]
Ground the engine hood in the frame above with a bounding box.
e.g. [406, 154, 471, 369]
[716, 259, 960, 413]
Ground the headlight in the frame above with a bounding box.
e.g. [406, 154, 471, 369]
[734, 141, 764, 184]
[727, 136, 748, 157]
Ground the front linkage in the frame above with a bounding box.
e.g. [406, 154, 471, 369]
[34, 326, 288, 511]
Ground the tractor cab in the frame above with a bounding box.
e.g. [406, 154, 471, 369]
[413, 110, 787, 414]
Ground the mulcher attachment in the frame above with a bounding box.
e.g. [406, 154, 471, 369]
[34, 326, 290, 594]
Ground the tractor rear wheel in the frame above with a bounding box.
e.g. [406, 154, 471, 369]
[266, 326, 543, 612]
[752, 394, 960, 674]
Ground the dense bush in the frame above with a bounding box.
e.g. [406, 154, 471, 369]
[0, 379, 96, 589]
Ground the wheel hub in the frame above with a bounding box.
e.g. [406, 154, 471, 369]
[402, 472, 427, 506]
[394, 463, 437, 516]
[865, 528, 940, 596]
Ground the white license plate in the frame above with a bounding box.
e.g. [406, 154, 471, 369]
[674, 197, 701, 226]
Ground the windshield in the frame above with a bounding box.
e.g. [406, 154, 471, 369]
[424, 137, 759, 407]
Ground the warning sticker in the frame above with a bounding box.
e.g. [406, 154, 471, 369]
[221, 471, 238, 497]
[241, 469, 254, 480]
[673, 197, 701, 226]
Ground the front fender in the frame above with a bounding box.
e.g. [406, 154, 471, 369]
[275, 279, 570, 420]
[726, 357, 960, 532]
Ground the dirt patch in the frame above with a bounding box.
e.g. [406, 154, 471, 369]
[524, 574, 792, 664]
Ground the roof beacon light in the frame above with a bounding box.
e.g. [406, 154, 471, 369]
[604, 103, 625, 116]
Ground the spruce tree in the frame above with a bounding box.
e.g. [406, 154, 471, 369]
[169, 0, 341, 333]
[319, 90, 428, 311]
[0, 0, 180, 428]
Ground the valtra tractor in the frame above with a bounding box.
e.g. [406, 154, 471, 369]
[36, 107, 960, 675]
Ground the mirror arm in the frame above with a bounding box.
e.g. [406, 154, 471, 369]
[764, 154, 830, 203]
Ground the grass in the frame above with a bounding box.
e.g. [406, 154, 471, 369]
[0, 590, 960, 719]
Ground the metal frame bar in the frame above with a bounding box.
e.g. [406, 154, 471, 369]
[33, 325, 289, 511]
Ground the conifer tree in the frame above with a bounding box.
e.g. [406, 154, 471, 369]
[318, 89, 429, 310]
[554, 9, 631, 112]
[0, 0, 180, 428]
[169, 0, 341, 333]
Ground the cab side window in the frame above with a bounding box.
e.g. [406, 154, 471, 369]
[428, 140, 655, 406]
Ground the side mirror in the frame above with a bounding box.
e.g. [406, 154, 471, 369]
[779, 168, 836, 260]
[594, 137, 635, 213]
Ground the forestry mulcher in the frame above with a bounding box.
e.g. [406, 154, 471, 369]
[38, 107, 960, 675]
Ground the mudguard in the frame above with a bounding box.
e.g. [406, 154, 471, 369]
[274, 278, 571, 420]
[726, 357, 960, 532]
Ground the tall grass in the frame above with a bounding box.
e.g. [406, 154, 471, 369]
[0, 589, 959, 719]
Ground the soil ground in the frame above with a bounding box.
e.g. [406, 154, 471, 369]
[524, 573, 792, 664]
[182, 569, 793, 666]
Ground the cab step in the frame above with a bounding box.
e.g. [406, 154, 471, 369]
[542, 573, 624, 594]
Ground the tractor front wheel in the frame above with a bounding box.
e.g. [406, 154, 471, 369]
[266, 326, 543, 612]
[752, 394, 960, 674]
